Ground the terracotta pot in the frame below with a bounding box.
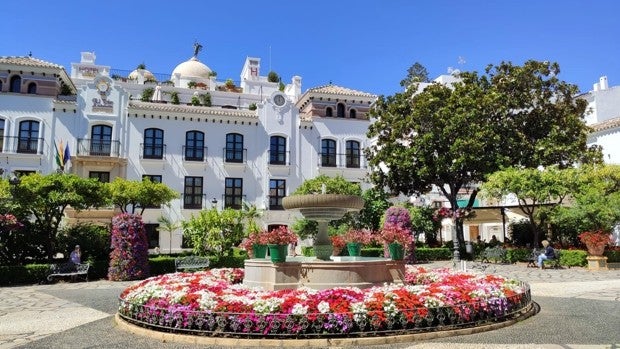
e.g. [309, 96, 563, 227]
[586, 243, 606, 256]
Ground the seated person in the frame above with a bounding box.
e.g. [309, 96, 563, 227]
[537, 240, 555, 269]
[70, 245, 81, 264]
[488, 235, 499, 247]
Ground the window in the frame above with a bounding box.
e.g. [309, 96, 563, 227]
[183, 176, 203, 209]
[0, 80, 3, 91]
[27, 83, 36, 94]
[349, 109, 357, 119]
[91, 125, 112, 156]
[17, 120, 39, 154]
[225, 177, 243, 209]
[346, 140, 361, 168]
[14, 170, 35, 177]
[144, 128, 164, 159]
[269, 179, 286, 210]
[321, 139, 337, 167]
[9, 76, 21, 93]
[185, 131, 205, 161]
[337, 103, 345, 118]
[144, 223, 160, 249]
[325, 107, 333, 117]
[0, 119, 4, 153]
[225, 133, 244, 163]
[269, 136, 286, 165]
[142, 174, 162, 183]
[89, 171, 110, 183]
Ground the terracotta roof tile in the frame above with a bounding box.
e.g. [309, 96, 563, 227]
[129, 101, 258, 119]
[590, 116, 620, 132]
[307, 84, 376, 98]
[0, 56, 64, 69]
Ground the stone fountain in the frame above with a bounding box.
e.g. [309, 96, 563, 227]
[243, 193, 406, 290]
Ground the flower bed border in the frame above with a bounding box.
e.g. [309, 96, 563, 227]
[117, 268, 533, 339]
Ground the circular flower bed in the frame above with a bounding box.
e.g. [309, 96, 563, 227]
[118, 266, 531, 338]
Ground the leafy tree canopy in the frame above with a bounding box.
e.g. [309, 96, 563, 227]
[181, 208, 244, 259]
[293, 174, 361, 196]
[400, 62, 430, 87]
[108, 177, 178, 215]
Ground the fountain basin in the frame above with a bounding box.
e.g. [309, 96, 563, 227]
[243, 256, 406, 290]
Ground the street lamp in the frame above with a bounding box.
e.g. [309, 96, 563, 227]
[211, 197, 218, 209]
[9, 175, 21, 200]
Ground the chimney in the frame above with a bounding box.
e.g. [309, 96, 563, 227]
[599, 76, 609, 90]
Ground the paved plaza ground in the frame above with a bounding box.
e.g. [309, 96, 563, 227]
[0, 261, 618, 349]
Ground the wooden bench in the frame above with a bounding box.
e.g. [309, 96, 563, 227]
[527, 248, 561, 269]
[47, 262, 90, 282]
[479, 246, 509, 264]
[174, 256, 210, 272]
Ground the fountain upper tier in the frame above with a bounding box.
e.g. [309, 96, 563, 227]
[282, 194, 364, 220]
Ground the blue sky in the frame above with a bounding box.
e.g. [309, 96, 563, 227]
[2, 0, 618, 96]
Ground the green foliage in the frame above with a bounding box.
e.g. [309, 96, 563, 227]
[413, 247, 453, 261]
[11, 173, 109, 260]
[301, 246, 314, 257]
[108, 177, 178, 215]
[357, 187, 390, 230]
[241, 202, 262, 236]
[550, 164, 620, 235]
[482, 166, 576, 244]
[200, 93, 212, 107]
[169, 91, 180, 104]
[278, 81, 285, 91]
[181, 208, 244, 259]
[57, 223, 110, 261]
[400, 62, 430, 87]
[509, 219, 534, 246]
[248, 103, 257, 111]
[605, 249, 620, 263]
[560, 249, 588, 267]
[136, 63, 146, 70]
[0, 264, 49, 285]
[367, 60, 602, 250]
[187, 81, 197, 89]
[148, 255, 176, 275]
[141, 88, 154, 102]
[360, 247, 384, 257]
[267, 71, 280, 83]
[225, 79, 235, 87]
[408, 205, 441, 244]
[191, 95, 200, 106]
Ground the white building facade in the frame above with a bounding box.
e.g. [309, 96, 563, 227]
[583, 76, 620, 164]
[0, 50, 376, 252]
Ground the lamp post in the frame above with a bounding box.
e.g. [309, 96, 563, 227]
[211, 197, 218, 209]
[9, 175, 21, 196]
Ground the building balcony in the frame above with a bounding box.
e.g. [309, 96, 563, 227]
[140, 144, 166, 160]
[182, 146, 208, 162]
[222, 148, 247, 166]
[318, 153, 367, 169]
[0, 136, 44, 155]
[77, 138, 121, 157]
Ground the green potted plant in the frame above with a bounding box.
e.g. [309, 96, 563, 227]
[187, 81, 197, 89]
[248, 103, 257, 111]
[342, 229, 374, 256]
[267, 71, 280, 83]
[262, 226, 297, 263]
[200, 93, 212, 107]
[380, 224, 413, 260]
[225, 79, 235, 91]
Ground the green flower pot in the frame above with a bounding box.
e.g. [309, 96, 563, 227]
[267, 244, 288, 263]
[252, 244, 267, 259]
[346, 242, 362, 257]
[388, 243, 404, 260]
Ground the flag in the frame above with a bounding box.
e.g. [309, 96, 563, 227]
[63, 143, 71, 166]
[54, 141, 63, 169]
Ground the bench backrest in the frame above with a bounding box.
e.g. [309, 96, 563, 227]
[175, 256, 210, 269]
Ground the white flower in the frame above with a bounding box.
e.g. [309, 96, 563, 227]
[291, 303, 309, 315]
[317, 301, 330, 314]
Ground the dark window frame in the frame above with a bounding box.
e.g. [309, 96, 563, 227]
[17, 120, 39, 154]
[144, 128, 164, 159]
[346, 140, 361, 168]
[89, 171, 110, 183]
[269, 179, 286, 210]
[321, 139, 337, 167]
[224, 177, 243, 209]
[91, 124, 112, 156]
[185, 130, 205, 161]
[225, 133, 244, 163]
[269, 135, 286, 165]
[183, 176, 203, 209]
[9, 75, 21, 93]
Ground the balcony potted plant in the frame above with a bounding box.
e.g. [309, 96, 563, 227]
[342, 229, 374, 256]
[380, 224, 413, 260]
[579, 230, 612, 256]
[262, 226, 297, 263]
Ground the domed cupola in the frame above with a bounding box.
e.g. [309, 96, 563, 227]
[170, 42, 213, 88]
[128, 63, 156, 82]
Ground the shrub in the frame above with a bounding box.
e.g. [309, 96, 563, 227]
[57, 223, 110, 261]
[267, 71, 280, 83]
[0, 264, 49, 285]
[108, 214, 150, 281]
[141, 88, 154, 102]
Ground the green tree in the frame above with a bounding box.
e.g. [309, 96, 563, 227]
[408, 205, 441, 245]
[108, 177, 178, 215]
[357, 187, 390, 231]
[550, 164, 620, 242]
[10, 173, 109, 261]
[400, 62, 430, 87]
[241, 201, 262, 235]
[157, 215, 180, 254]
[482, 166, 576, 245]
[181, 208, 244, 259]
[367, 60, 601, 252]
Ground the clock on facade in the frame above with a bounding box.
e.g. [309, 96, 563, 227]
[96, 80, 110, 93]
[273, 94, 286, 107]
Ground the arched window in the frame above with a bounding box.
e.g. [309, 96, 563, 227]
[0, 80, 3, 92]
[18, 120, 39, 153]
[91, 125, 112, 156]
[10, 76, 21, 93]
[269, 136, 287, 165]
[185, 130, 205, 161]
[27, 83, 36, 94]
[143, 128, 164, 159]
[336, 103, 345, 118]
[325, 107, 333, 117]
[225, 133, 244, 163]
[349, 109, 357, 119]
[346, 140, 361, 168]
[321, 139, 337, 167]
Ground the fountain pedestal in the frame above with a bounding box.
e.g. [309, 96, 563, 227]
[243, 256, 406, 290]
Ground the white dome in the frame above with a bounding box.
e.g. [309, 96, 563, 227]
[128, 68, 156, 81]
[171, 57, 212, 79]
